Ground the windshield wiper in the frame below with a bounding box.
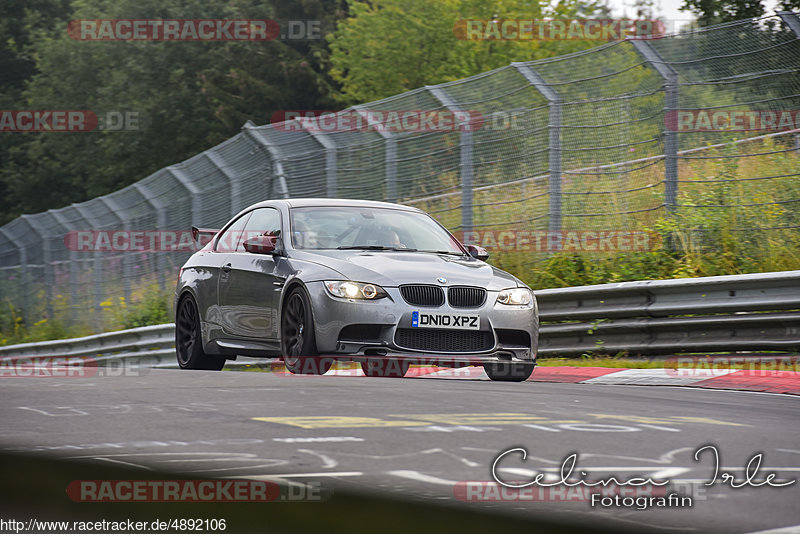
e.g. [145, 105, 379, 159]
[336, 246, 465, 256]
[337, 245, 418, 252]
[416, 249, 468, 256]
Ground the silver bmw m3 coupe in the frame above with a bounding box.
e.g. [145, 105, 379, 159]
[174, 199, 538, 381]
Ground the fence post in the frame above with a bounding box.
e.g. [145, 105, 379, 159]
[98, 196, 132, 306]
[242, 122, 290, 199]
[296, 119, 337, 198]
[74, 204, 107, 330]
[777, 9, 800, 157]
[48, 210, 80, 323]
[206, 151, 241, 213]
[427, 85, 473, 233]
[631, 40, 679, 214]
[354, 107, 397, 202]
[272, 160, 290, 198]
[168, 167, 203, 227]
[21, 215, 54, 320]
[777, 10, 800, 35]
[778, 11, 800, 157]
[133, 183, 167, 295]
[43, 238, 54, 320]
[512, 63, 562, 231]
[0, 228, 28, 323]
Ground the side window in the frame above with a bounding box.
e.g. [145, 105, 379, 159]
[238, 208, 282, 252]
[214, 212, 251, 253]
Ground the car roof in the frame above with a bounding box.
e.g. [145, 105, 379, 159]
[247, 198, 423, 212]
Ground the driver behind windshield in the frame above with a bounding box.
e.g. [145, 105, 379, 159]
[367, 227, 405, 248]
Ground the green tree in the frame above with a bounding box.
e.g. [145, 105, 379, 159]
[0, 0, 74, 223]
[0, 0, 73, 101]
[679, 0, 765, 26]
[328, 0, 611, 105]
[0, 0, 346, 225]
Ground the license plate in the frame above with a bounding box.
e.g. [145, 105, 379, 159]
[411, 311, 480, 330]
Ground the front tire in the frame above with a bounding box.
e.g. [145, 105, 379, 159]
[483, 362, 535, 382]
[175, 295, 225, 370]
[281, 287, 332, 375]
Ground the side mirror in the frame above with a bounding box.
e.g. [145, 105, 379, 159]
[243, 234, 278, 254]
[465, 244, 489, 261]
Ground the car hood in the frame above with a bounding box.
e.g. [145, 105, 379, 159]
[289, 249, 521, 290]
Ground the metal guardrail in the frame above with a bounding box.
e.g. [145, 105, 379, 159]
[0, 324, 177, 367]
[537, 270, 800, 356]
[1, 271, 798, 363]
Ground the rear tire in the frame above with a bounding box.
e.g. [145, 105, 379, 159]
[483, 362, 535, 382]
[361, 358, 409, 378]
[281, 287, 332, 375]
[175, 295, 226, 371]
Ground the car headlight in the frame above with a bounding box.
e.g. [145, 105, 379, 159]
[325, 281, 388, 300]
[497, 288, 532, 306]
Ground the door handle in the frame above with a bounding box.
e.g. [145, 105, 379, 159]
[221, 263, 231, 273]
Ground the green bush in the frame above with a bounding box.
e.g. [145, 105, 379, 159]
[120, 290, 170, 330]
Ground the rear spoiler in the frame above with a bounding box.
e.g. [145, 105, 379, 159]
[191, 226, 220, 241]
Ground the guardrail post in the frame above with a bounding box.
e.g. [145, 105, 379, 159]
[354, 107, 397, 202]
[427, 85, 473, 233]
[242, 122, 290, 199]
[295, 119, 338, 198]
[631, 40, 679, 214]
[513, 64, 562, 231]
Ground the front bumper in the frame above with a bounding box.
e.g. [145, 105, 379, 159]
[306, 281, 538, 365]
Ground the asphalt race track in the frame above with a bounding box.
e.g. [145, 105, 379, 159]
[1, 367, 799, 533]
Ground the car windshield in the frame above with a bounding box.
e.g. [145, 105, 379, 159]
[290, 206, 464, 254]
